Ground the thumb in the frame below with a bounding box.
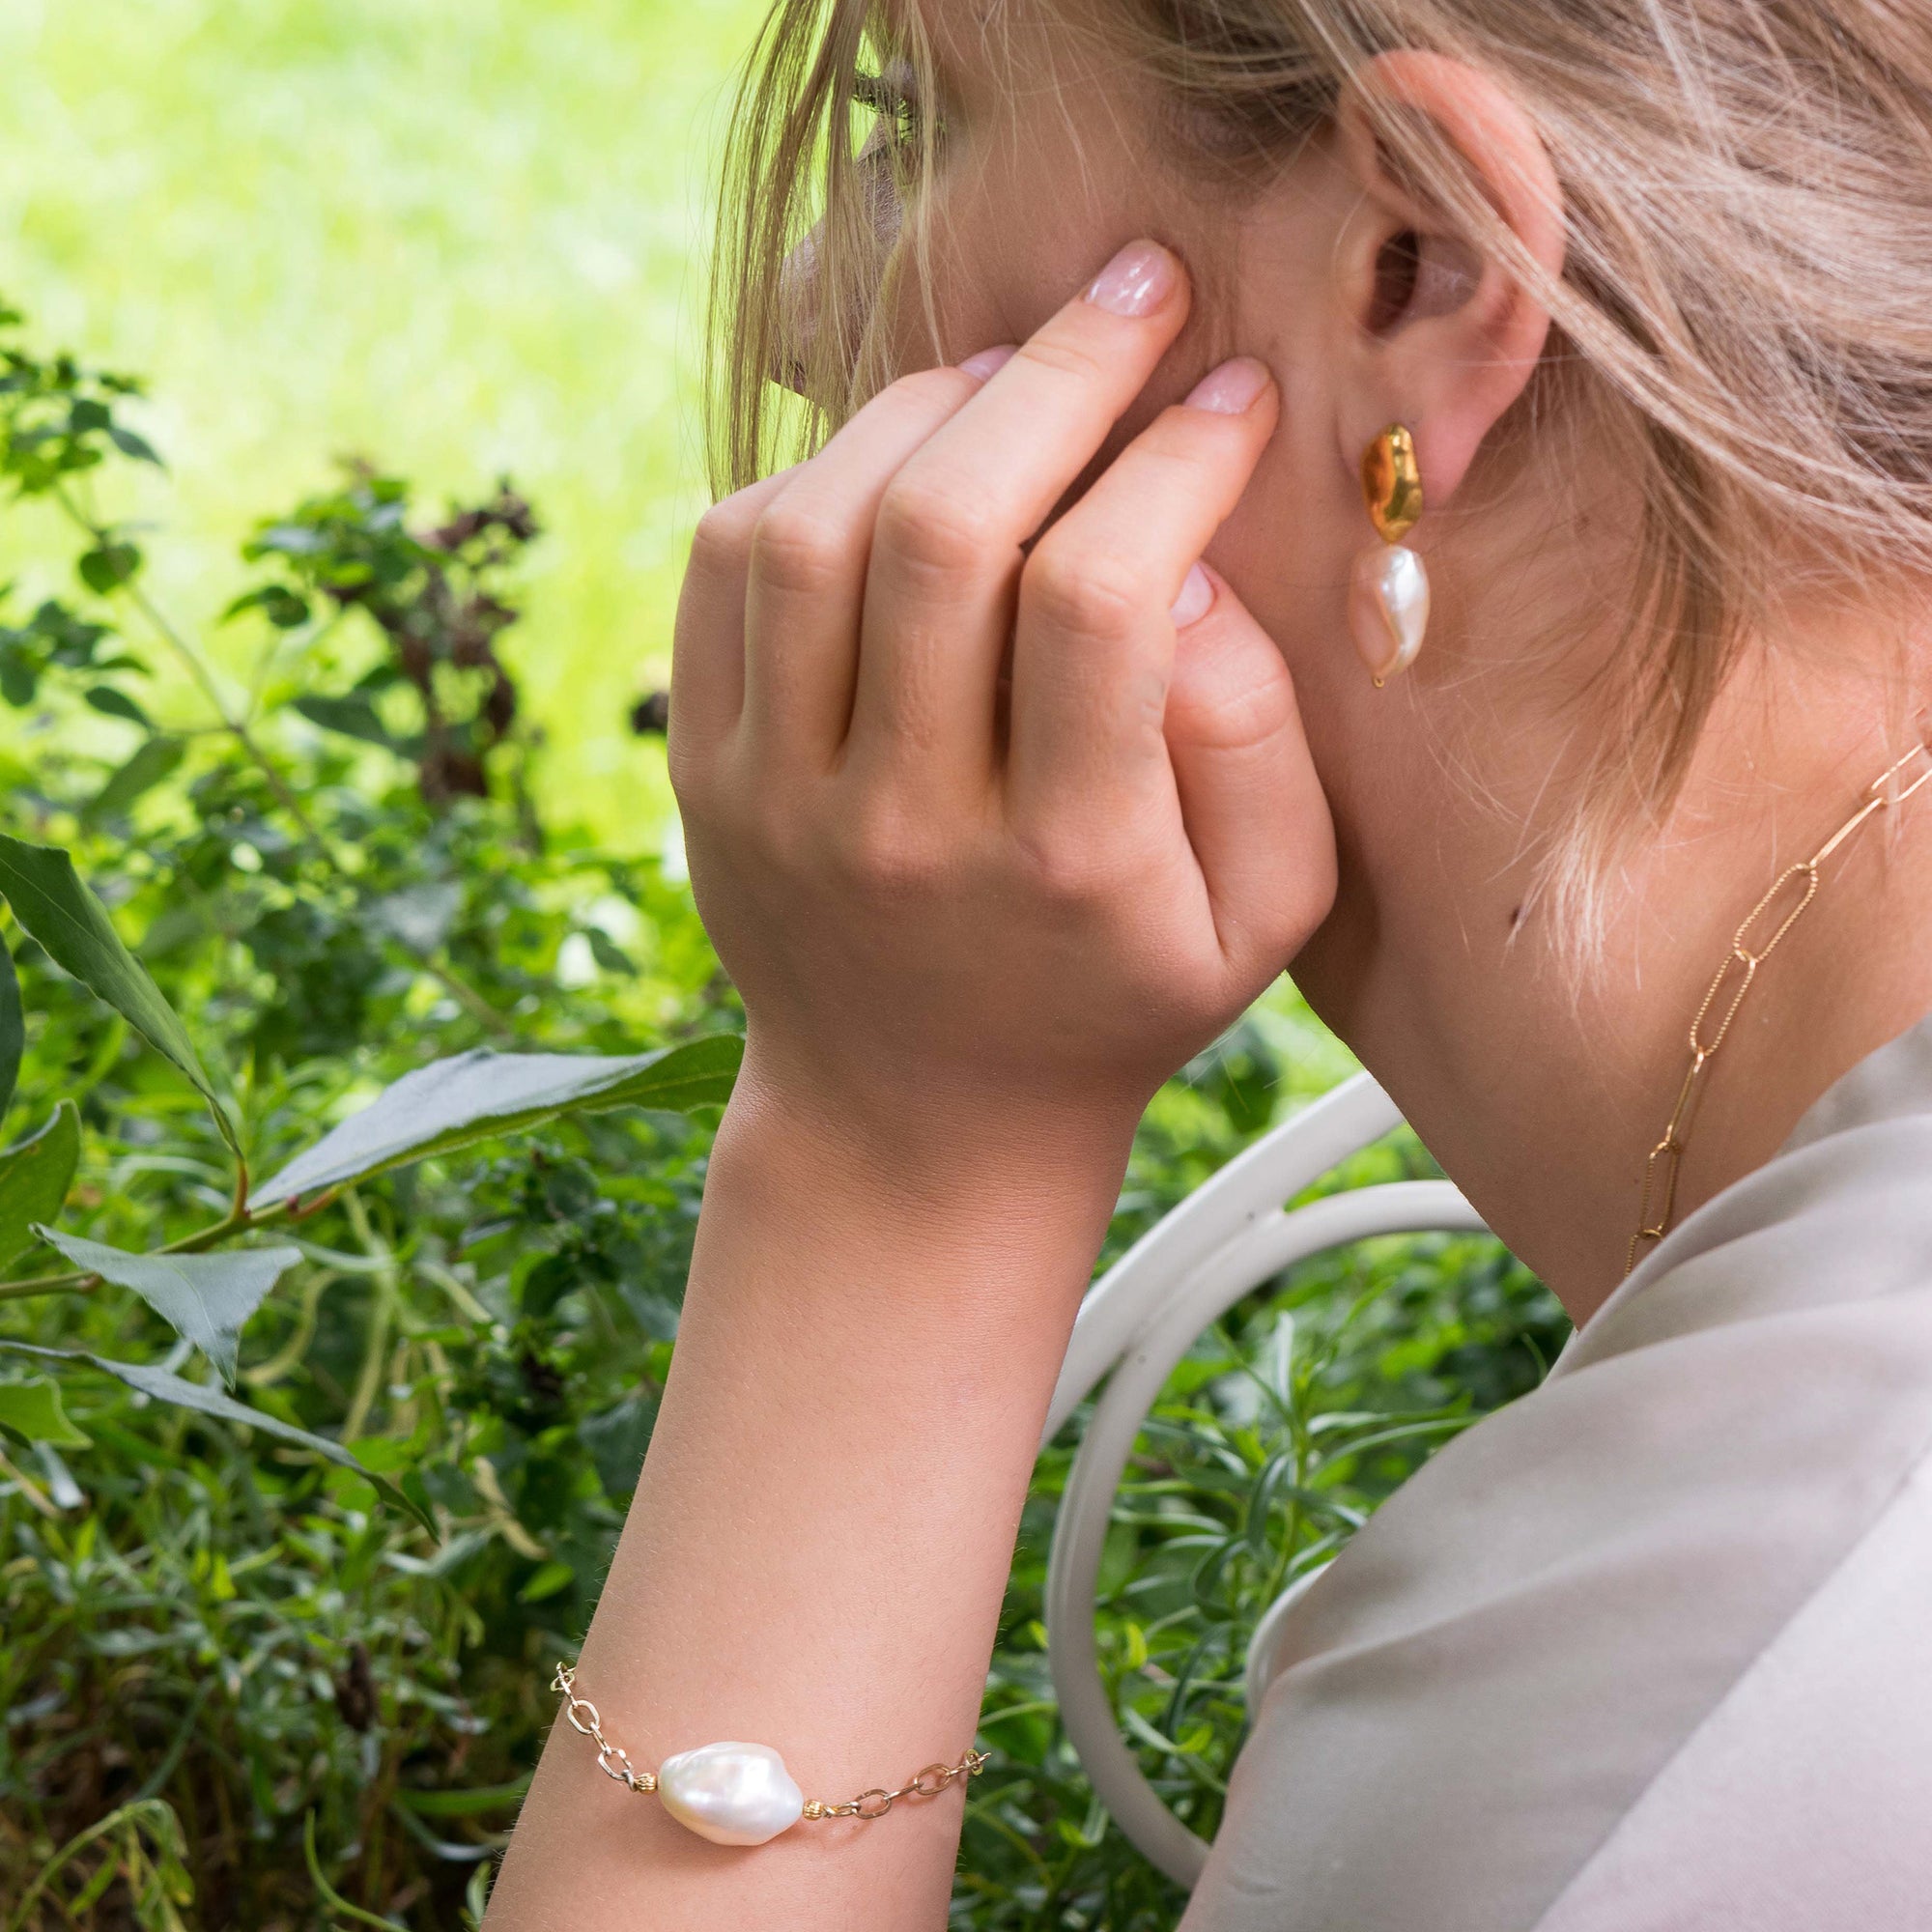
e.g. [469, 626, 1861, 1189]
[1164, 563, 1338, 971]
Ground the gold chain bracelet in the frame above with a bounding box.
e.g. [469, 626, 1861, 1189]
[1626, 737, 1932, 1278]
[552, 1663, 989, 1846]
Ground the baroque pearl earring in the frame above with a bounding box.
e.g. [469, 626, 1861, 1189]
[1350, 423, 1429, 688]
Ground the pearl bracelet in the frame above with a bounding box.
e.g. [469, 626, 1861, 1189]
[552, 1663, 990, 1846]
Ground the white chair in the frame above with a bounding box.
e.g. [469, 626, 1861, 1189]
[1038, 1070, 1492, 1889]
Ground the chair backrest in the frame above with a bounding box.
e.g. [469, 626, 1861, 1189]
[1040, 1071, 1490, 1889]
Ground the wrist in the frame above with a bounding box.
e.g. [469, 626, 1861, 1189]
[713, 1037, 1145, 1240]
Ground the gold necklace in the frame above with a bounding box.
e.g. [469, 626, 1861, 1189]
[1626, 738, 1932, 1278]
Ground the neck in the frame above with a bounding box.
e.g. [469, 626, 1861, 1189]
[1299, 625, 1932, 1331]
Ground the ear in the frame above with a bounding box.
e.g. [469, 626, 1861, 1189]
[1328, 49, 1566, 511]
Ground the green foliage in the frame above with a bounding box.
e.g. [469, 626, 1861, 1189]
[0, 833, 226, 1144]
[0, 1101, 78, 1271]
[254, 1040, 741, 1207]
[0, 296, 1569, 1929]
[29, 1236, 306, 1391]
[0, 297, 742, 1924]
[0, 935, 20, 1119]
[0, 1374, 89, 1451]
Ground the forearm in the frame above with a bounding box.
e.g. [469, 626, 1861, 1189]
[489, 227, 1330, 1927]
[484, 1067, 1137, 1930]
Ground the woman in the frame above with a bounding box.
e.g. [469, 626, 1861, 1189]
[486, 0, 1932, 1924]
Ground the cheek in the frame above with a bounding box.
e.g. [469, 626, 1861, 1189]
[1209, 414, 1352, 689]
[893, 84, 1188, 373]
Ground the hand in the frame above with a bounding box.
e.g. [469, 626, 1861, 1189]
[668, 240, 1337, 1159]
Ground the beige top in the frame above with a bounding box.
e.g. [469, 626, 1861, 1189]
[1181, 1010, 1932, 1932]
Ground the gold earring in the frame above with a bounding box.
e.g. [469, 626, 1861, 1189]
[1350, 423, 1430, 688]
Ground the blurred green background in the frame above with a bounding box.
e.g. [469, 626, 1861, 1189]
[0, 0, 765, 854]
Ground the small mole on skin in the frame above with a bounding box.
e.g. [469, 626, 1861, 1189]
[1508, 903, 1526, 933]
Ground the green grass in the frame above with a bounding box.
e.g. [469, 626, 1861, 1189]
[0, 0, 765, 850]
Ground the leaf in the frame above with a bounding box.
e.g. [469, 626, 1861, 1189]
[77, 541, 141, 595]
[0, 935, 18, 1123]
[0, 644, 37, 707]
[83, 684, 151, 727]
[253, 1035, 743, 1206]
[106, 424, 163, 467]
[33, 1230, 301, 1389]
[583, 927, 636, 975]
[0, 1340, 434, 1534]
[0, 1375, 90, 1448]
[34, 1441, 83, 1509]
[0, 835, 229, 1146]
[221, 583, 309, 630]
[82, 735, 185, 826]
[516, 1559, 574, 1605]
[579, 1390, 658, 1500]
[0, 1100, 79, 1271]
[392, 1777, 530, 1819]
[293, 691, 409, 752]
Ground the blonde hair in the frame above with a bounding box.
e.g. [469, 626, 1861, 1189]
[707, 0, 1932, 961]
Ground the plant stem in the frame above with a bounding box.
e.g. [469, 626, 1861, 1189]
[0, 1447, 61, 1520]
[53, 485, 514, 1039]
[63, 487, 335, 850]
[340, 1190, 397, 1443]
[301, 1811, 402, 1932]
[0, 1274, 94, 1303]
[422, 959, 514, 1038]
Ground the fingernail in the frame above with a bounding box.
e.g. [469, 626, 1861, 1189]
[1184, 356, 1271, 414]
[959, 344, 1017, 381]
[1171, 562, 1215, 629]
[1085, 241, 1179, 319]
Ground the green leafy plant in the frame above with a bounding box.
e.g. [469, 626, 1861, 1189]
[0, 297, 748, 1924]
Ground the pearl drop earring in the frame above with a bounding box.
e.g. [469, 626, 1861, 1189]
[1350, 423, 1429, 688]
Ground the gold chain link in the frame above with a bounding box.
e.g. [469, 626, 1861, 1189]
[1626, 738, 1932, 1279]
[550, 1664, 989, 1824]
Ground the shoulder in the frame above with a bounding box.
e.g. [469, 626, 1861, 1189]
[1184, 1275, 1932, 1932]
[1532, 1435, 1932, 1931]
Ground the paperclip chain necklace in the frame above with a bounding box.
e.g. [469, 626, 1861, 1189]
[1626, 739, 1932, 1279]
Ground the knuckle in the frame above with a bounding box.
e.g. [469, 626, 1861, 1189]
[875, 472, 1000, 583]
[884, 364, 982, 415]
[1012, 332, 1110, 387]
[1168, 662, 1295, 752]
[1135, 432, 1223, 490]
[690, 497, 757, 577]
[665, 737, 706, 809]
[830, 793, 944, 895]
[749, 500, 854, 599]
[1023, 541, 1144, 643]
[1009, 817, 1128, 906]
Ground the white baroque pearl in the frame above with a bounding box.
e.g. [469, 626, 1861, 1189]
[1350, 542, 1430, 685]
[656, 1740, 805, 1847]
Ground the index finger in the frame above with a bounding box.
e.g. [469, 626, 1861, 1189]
[877, 240, 1193, 562]
[847, 241, 1193, 779]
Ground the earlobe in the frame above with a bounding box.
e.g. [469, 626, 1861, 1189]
[1331, 48, 1566, 510]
